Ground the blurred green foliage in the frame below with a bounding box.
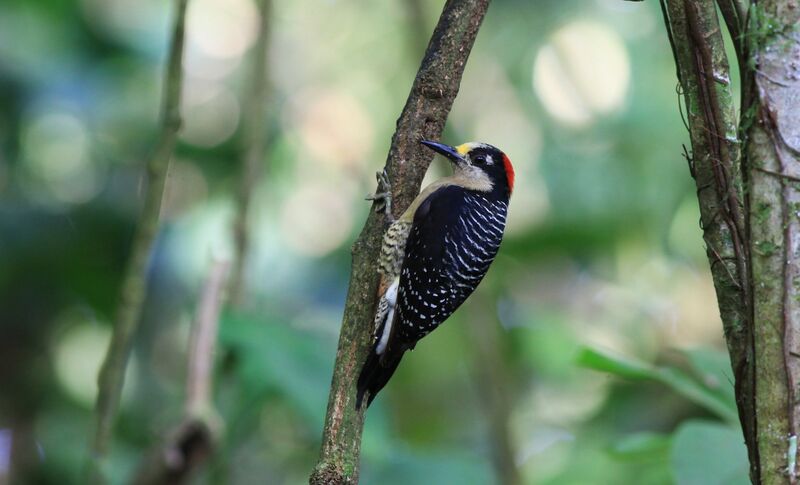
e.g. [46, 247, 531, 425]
[0, 0, 746, 483]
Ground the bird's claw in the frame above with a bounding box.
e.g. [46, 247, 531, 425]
[366, 169, 393, 221]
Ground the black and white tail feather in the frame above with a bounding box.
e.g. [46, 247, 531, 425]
[356, 346, 405, 409]
[357, 279, 403, 408]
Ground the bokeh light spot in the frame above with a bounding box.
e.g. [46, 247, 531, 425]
[21, 110, 100, 205]
[181, 80, 241, 147]
[53, 322, 113, 406]
[169, 197, 234, 285]
[290, 89, 374, 170]
[533, 20, 630, 126]
[280, 182, 353, 256]
[187, 0, 260, 60]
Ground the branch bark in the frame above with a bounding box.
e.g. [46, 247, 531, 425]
[88, 0, 189, 482]
[132, 259, 230, 485]
[662, 0, 800, 482]
[309, 1, 491, 483]
[660, 0, 757, 477]
[745, 1, 800, 481]
[230, 0, 272, 308]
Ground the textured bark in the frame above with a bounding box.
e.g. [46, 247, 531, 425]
[746, 1, 800, 481]
[660, 0, 755, 475]
[309, 1, 491, 483]
[88, 1, 189, 482]
[661, 0, 800, 482]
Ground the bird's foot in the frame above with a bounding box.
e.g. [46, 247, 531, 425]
[365, 169, 394, 222]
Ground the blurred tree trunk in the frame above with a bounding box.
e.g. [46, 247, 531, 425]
[230, 0, 272, 308]
[89, 0, 189, 482]
[309, 1, 491, 483]
[660, 0, 800, 482]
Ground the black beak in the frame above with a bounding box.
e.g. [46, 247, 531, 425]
[420, 140, 466, 165]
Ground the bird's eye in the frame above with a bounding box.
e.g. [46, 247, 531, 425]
[472, 154, 493, 166]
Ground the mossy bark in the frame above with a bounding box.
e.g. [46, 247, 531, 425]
[309, 1, 491, 483]
[661, 0, 755, 472]
[746, 0, 800, 481]
[661, 0, 800, 482]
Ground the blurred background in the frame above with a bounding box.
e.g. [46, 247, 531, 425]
[0, 0, 749, 483]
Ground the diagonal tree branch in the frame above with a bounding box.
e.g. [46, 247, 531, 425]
[87, 1, 190, 482]
[309, 1, 491, 483]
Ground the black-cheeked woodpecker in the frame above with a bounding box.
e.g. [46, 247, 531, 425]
[357, 140, 514, 408]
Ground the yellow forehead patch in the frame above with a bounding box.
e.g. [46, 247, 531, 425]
[455, 142, 479, 156]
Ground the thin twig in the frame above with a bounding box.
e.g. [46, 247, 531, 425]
[186, 259, 230, 417]
[132, 259, 230, 485]
[230, 0, 272, 308]
[88, 1, 189, 482]
[309, 1, 492, 483]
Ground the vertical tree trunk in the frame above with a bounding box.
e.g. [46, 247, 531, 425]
[660, 0, 800, 481]
[746, 1, 800, 480]
[309, 1, 491, 483]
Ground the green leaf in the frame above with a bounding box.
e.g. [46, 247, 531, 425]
[611, 432, 672, 462]
[575, 347, 658, 380]
[219, 312, 335, 427]
[683, 348, 737, 411]
[671, 421, 749, 485]
[655, 368, 739, 425]
[577, 347, 739, 424]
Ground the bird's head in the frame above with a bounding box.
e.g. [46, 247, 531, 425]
[421, 140, 514, 196]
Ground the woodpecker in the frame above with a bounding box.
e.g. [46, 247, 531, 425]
[357, 140, 514, 408]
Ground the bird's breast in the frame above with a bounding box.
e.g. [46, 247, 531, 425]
[443, 193, 508, 289]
